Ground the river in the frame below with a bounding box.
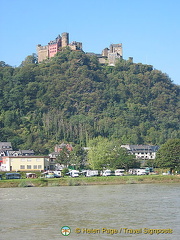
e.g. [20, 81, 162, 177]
[0, 184, 180, 239]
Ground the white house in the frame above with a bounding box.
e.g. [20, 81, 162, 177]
[121, 145, 159, 160]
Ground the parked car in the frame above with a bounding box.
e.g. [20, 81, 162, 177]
[41, 171, 54, 178]
[53, 170, 61, 178]
[137, 169, 147, 175]
[115, 169, 125, 176]
[6, 173, 21, 179]
[102, 169, 113, 176]
[128, 169, 138, 175]
[26, 173, 37, 178]
[82, 170, 99, 177]
[69, 170, 79, 177]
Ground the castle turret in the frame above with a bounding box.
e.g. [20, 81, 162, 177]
[61, 32, 69, 48]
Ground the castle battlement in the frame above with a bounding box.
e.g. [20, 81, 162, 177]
[37, 44, 49, 50]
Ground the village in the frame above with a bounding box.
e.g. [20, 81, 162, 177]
[0, 141, 160, 180]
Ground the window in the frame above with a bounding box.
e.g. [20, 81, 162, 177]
[21, 159, 26, 162]
[27, 159, 32, 162]
[33, 165, 37, 169]
[20, 165, 25, 169]
[38, 165, 42, 169]
[36, 158, 41, 162]
[27, 165, 31, 169]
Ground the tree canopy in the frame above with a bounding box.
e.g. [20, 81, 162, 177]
[155, 139, 180, 170]
[87, 136, 140, 170]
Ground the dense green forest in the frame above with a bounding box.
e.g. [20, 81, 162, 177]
[0, 49, 179, 154]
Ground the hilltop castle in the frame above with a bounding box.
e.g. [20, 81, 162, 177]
[37, 32, 123, 65]
[86, 43, 123, 66]
[37, 32, 82, 62]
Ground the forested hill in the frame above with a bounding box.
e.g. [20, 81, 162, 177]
[0, 49, 179, 154]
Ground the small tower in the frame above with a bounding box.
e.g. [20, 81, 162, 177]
[61, 32, 69, 48]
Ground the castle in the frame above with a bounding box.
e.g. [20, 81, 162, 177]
[37, 32, 83, 62]
[86, 43, 123, 66]
[37, 32, 123, 65]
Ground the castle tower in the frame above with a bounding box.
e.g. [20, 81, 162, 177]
[37, 44, 49, 63]
[61, 32, 69, 48]
[107, 43, 123, 66]
[102, 48, 109, 57]
[109, 44, 123, 56]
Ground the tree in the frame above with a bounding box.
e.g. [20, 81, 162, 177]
[69, 145, 87, 168]
[87, 137, 139, 170]
[110, 146, 140, 170]
[87, 137, 110, 170]
[20, 54, 37, 66]
[56, 146, 71, 167]
[155, 139, 180, 171]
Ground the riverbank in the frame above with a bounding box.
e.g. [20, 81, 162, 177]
[0, 175, 180, 188]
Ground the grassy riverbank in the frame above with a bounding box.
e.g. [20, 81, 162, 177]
[0, 175, 180, 188]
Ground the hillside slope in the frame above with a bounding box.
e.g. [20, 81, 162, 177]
[0, 50, 179, 153]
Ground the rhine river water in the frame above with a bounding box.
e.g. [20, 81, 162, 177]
[0, 183, 180, 240]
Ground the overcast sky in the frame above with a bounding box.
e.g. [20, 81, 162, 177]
[1, 0, 180, 85]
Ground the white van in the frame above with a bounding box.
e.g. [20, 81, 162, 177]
[69, 170, 79, 177]
[115, 169, 125, 176]
[102, 169, 113, 176]
[83, 170, 99, 177]
[137, 169, 146, 175]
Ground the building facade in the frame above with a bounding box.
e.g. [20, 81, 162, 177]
[121, 145, 159, 160]
[1, 156, 50, 172]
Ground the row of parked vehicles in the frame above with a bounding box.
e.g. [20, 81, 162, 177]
[68, 168, 153, 177]
[68, 168, 151, 177]
[66, 169, 125, 177]
[0, 168, 152, 179]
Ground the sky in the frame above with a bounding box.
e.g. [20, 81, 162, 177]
[0, 0, 180, 85]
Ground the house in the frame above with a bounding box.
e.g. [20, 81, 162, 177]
[7, 149, 35, 156]
[0, 142, 13, 168]
[121, 145, 159, 160]
[0, 142, 13, 156]
[1, 156, 50, 172]
[54, 143, 73, 152]
[49, 143, 73, 170]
